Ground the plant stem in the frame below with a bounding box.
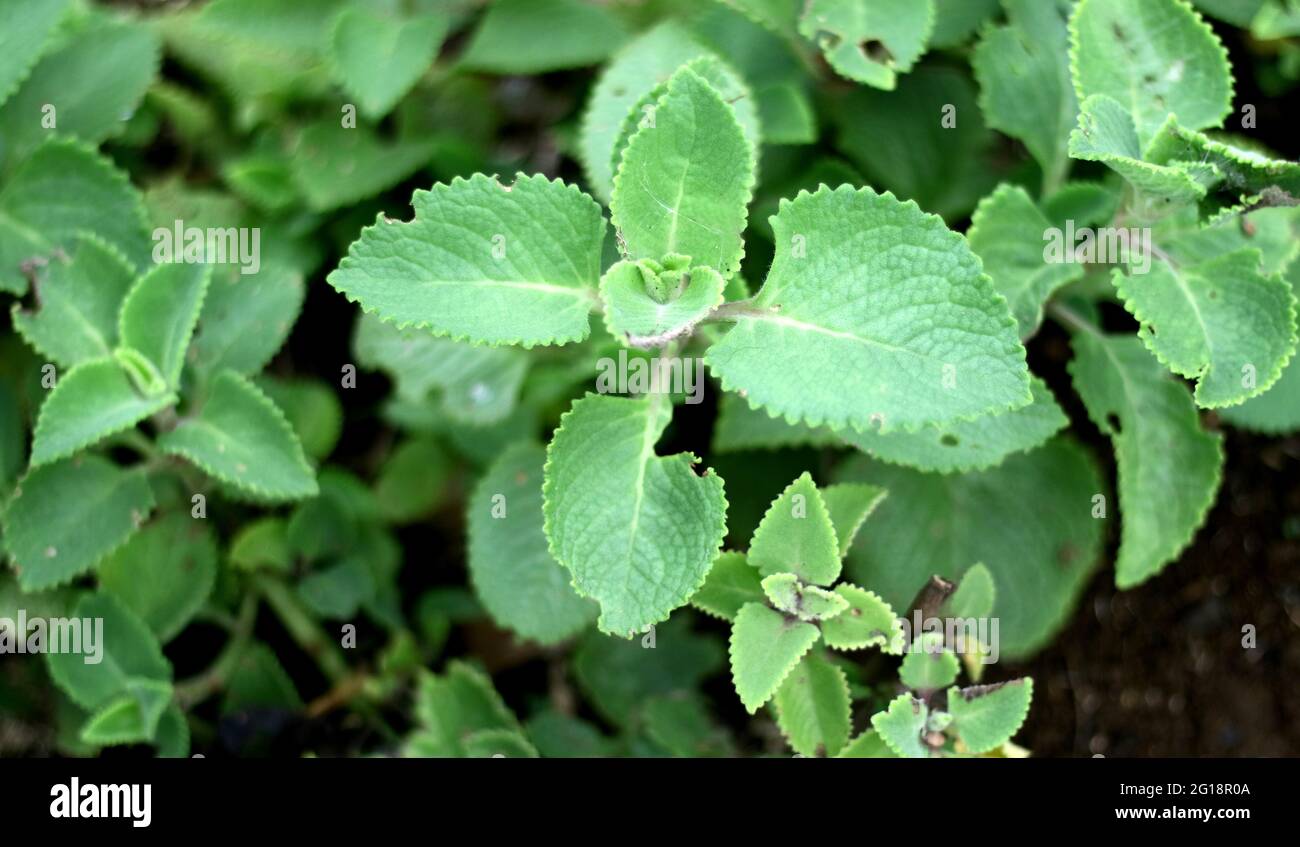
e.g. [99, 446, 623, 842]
[1047, 301, 1102, 336]
[252, 573, 350, 685]
[174, 593, 258, 708]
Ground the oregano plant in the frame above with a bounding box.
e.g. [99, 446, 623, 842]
[0, 0, 1296, 762]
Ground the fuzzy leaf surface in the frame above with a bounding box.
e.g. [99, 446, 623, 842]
[729, 602, 820, 713]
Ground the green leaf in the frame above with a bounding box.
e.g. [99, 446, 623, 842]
[374, 437, 449, 525]
[159, 370, 317, 501]
[899, 632, 961, 691]
[3, 457, 155, 591]
[1220, 263, 1300, 432]
[643, 692, 736, 757]
[0, 17, 159, 166]
[870, 693, 931, 757]
[820, 583, 905, 653]
[228, 516, 291, 573]
[947, 678, 1033, 753]
[459, 0, 628, 74]
[930, 0, 999, 48]
[1068, 331, 1224, 588]
[690, 551, 765, 621]
[30, 358, 174, 467]
[298, 557, 373, 619]
[463, 728, 540, 758]
[1114, 249, 1297, 408]
[943, 562, 996, 619]
[706, 184, 1031, 433]
[820, 482, 886, 557]
[967, 184, 1085, 338]
[1145, 120, 1300, 203]
[46, 592, 171, 712]
[80, 678, 172, 746]
[836, 728, 898, 757]
[798, 0, 934, 90]
[97, 512, 217, 643]
[610, 65, 754, 278]
[711, 392, 840, 452]
[119, 261, 212, 390]
[525, 710, 615, 758]
[353, 312, 529, 425]
[841, 438, 1105, 658]
[1068, 0, 1233, 148]
[329, 7, 447, 120]
[193, 264, 305, 376]
[841, 376, 1069, 473]
[761, 573, 849, 621]
[330, 174, 605, 348]
[748, 472, 841, 585]
[222, 642, 302, 714]
[468, 442, 597, 645]
[0, 0, 69, 107]
[290, 120, 433, 212]
[600, 260, 726, 347]
[579, 22, 716, 202]
[774, 651, 852, 756]
[972, 0, 1077, 193]
[543, 393, 727, 635]
[0, 139, 150, 294]
[410, 661, 521, 757]
[1068, 94, 1208, 203]
[257, 376, 342, 460]
[729, 602, 821, 713]
[831, 66, 998, 221]
[11, 235, 136, 369]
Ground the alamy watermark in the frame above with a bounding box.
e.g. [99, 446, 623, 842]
[595, 348, 704, 405]
[899, 610, 1000, 665]
[0, 610, 103, 664]
[152, 219, 261, 275]
[1043, 220, 1152, 274]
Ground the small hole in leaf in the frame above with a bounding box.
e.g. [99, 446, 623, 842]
[1106, 413, 1122, 434]
[860, 39, 893, 65]
[940, 434, 959, 447]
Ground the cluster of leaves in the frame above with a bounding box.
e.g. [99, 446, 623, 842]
[0, 0, 1296, 758]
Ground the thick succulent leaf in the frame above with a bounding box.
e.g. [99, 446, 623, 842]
[97, 512, 218, 643]
[843, 376, 1068, 474]
[729, 602, 821, 713]
[761, 573, 849, 621]
[0, 17, 159, 165]
[971, 0, 1076, 190]
[748, 472, 841, 585]
[353, 313, 528, 425]
[468, 442, 597, 645]
[798, 0, 934, 90]
[930, 0, 1000, 47]
[820, 482, 886, 557]
[46, 592, 171, 712]
[329, 7, 447, 120]
[543, 393, 727, 636]
[11, 235, 136, 369]
[30, 358, 175, 467]
[1068, 331, 1224, 587]
[774, 651, 852, 756]
[459, 0, 628, 75]
[80, 677, 173, 746]
[943, 562, 996, 619]
[579, 22, 715, 202]
[1068, 94, 1208, 203]
[119, 261, 212, 389]
[159, 370, 317, 501]
[411, 661, 521, 756]
[830, 66, 997, 222]
[1068, 0, 1233, 147]
[601, 260, 725, 347]
[329, 174, 605, 347]
[967, 184, 1085, 338]
[947, 678, 1034, 753]
[0, 139, 151, 294]
[290, 120, 433, 212]
[1145, 120, 1300, 200]
[3, 457, 154, 591]
[820, 583, 905, 653]
[1220, 264, 1300, 432]
[899, 632, 961, 691]
[192, 264, 305, 376]
[707, 185, 1031, 433]
[1114, 249, 1297, 407]
[690, 551, 765, 621]
[610, 66, 754, 278]
[841, 438, 1105, 658]
[0, 0, 69, 107]
[871, 693, 930, 757]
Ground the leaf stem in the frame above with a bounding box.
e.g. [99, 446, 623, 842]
[252, 573, 351, 685]
[1047, 301, 1101, 336]
[174, 593, 258, 709]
